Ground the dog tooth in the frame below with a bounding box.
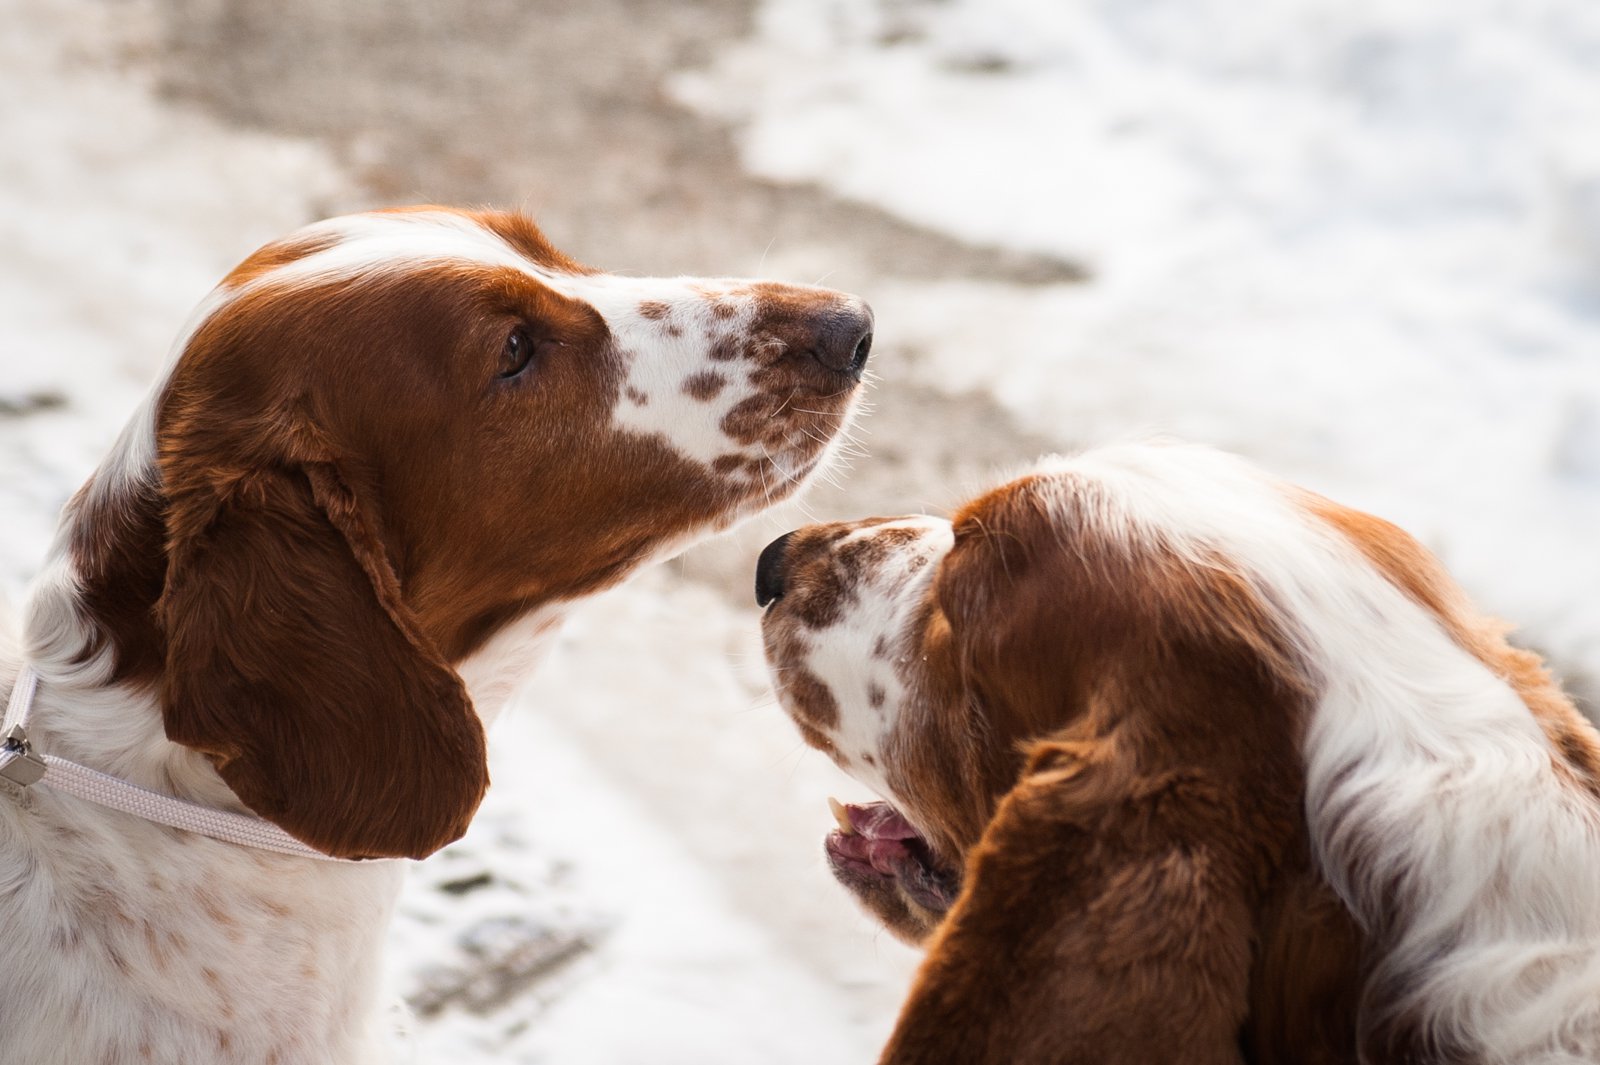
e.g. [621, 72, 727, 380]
[828, 796, 855, 835]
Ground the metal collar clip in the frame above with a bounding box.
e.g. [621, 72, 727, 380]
[0, 725, 47, 787]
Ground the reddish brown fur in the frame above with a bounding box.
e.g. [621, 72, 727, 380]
[682, 371, 728, 401]
[472, 209, 596, 274]
[781, 667, 842, 730]
[157, 448, 487, 860]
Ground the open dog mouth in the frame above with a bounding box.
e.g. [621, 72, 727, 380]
[826, 798, 962, 914]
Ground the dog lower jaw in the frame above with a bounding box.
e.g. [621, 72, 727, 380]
[825, 800, 961, 917]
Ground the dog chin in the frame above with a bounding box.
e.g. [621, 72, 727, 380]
[824, 799, 961, 946]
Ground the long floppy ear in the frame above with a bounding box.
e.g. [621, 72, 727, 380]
[157, 456, 488, 860]
[879, 742, 1263, 1065]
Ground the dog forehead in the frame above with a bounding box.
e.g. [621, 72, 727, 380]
[220, 209, 743, 319]
[238, 212, 769, 396]
[833, 517, 956, 579]
[224, 209, 559, 294]
[808, 518, 953, 644]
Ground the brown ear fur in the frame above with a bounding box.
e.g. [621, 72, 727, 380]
[879, 480, 1328, 1063]
[158, 455, 488, 860]
[881, 741, 1264, 1065]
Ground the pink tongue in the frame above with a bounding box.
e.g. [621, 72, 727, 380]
[843, 801, 921, 840]
[827, 802, 929, 875]
[829, 829, 916, 876]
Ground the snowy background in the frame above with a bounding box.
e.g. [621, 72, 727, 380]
[3, 0, 1598, 1060]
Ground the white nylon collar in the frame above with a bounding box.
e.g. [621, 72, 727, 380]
[2, 664, 367, 863]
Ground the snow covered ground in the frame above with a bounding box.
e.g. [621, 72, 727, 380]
[677, 0, 1600, 698]
[4, 0, 1600, 1061]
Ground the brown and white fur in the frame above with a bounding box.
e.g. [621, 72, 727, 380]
[0, 206, 871, 1064]
[757, 440, 1600, 1064]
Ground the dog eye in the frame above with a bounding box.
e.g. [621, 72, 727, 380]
[498, 328, 537, 379]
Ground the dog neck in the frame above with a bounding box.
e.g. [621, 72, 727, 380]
[1, 637, 407, 1065]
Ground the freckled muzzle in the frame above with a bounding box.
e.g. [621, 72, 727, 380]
[750, 524, 863, 633]
[675, 286, 873, 499]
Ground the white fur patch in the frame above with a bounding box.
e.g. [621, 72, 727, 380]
[556, 275, 772, 468]
[453, 605, 566, 728]
[803, 518, 954, 803]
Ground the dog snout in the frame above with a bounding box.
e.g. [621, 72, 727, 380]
[755, 531, 797, 607]
[807, 302, 874, 381]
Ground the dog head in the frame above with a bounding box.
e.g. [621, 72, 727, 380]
[64, 206, 871, 859]
[756, 446, 1314, 945]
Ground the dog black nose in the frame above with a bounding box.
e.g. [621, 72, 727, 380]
[755, 532, 797, 607]
[809, 303, 873, 381]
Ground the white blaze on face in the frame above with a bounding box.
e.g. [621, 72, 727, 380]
[555, 277, 768, 467]
[580, 278, 871, 489]
[803, 517, 954, 799]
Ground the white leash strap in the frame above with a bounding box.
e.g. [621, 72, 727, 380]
[3, 665, 359, 863]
